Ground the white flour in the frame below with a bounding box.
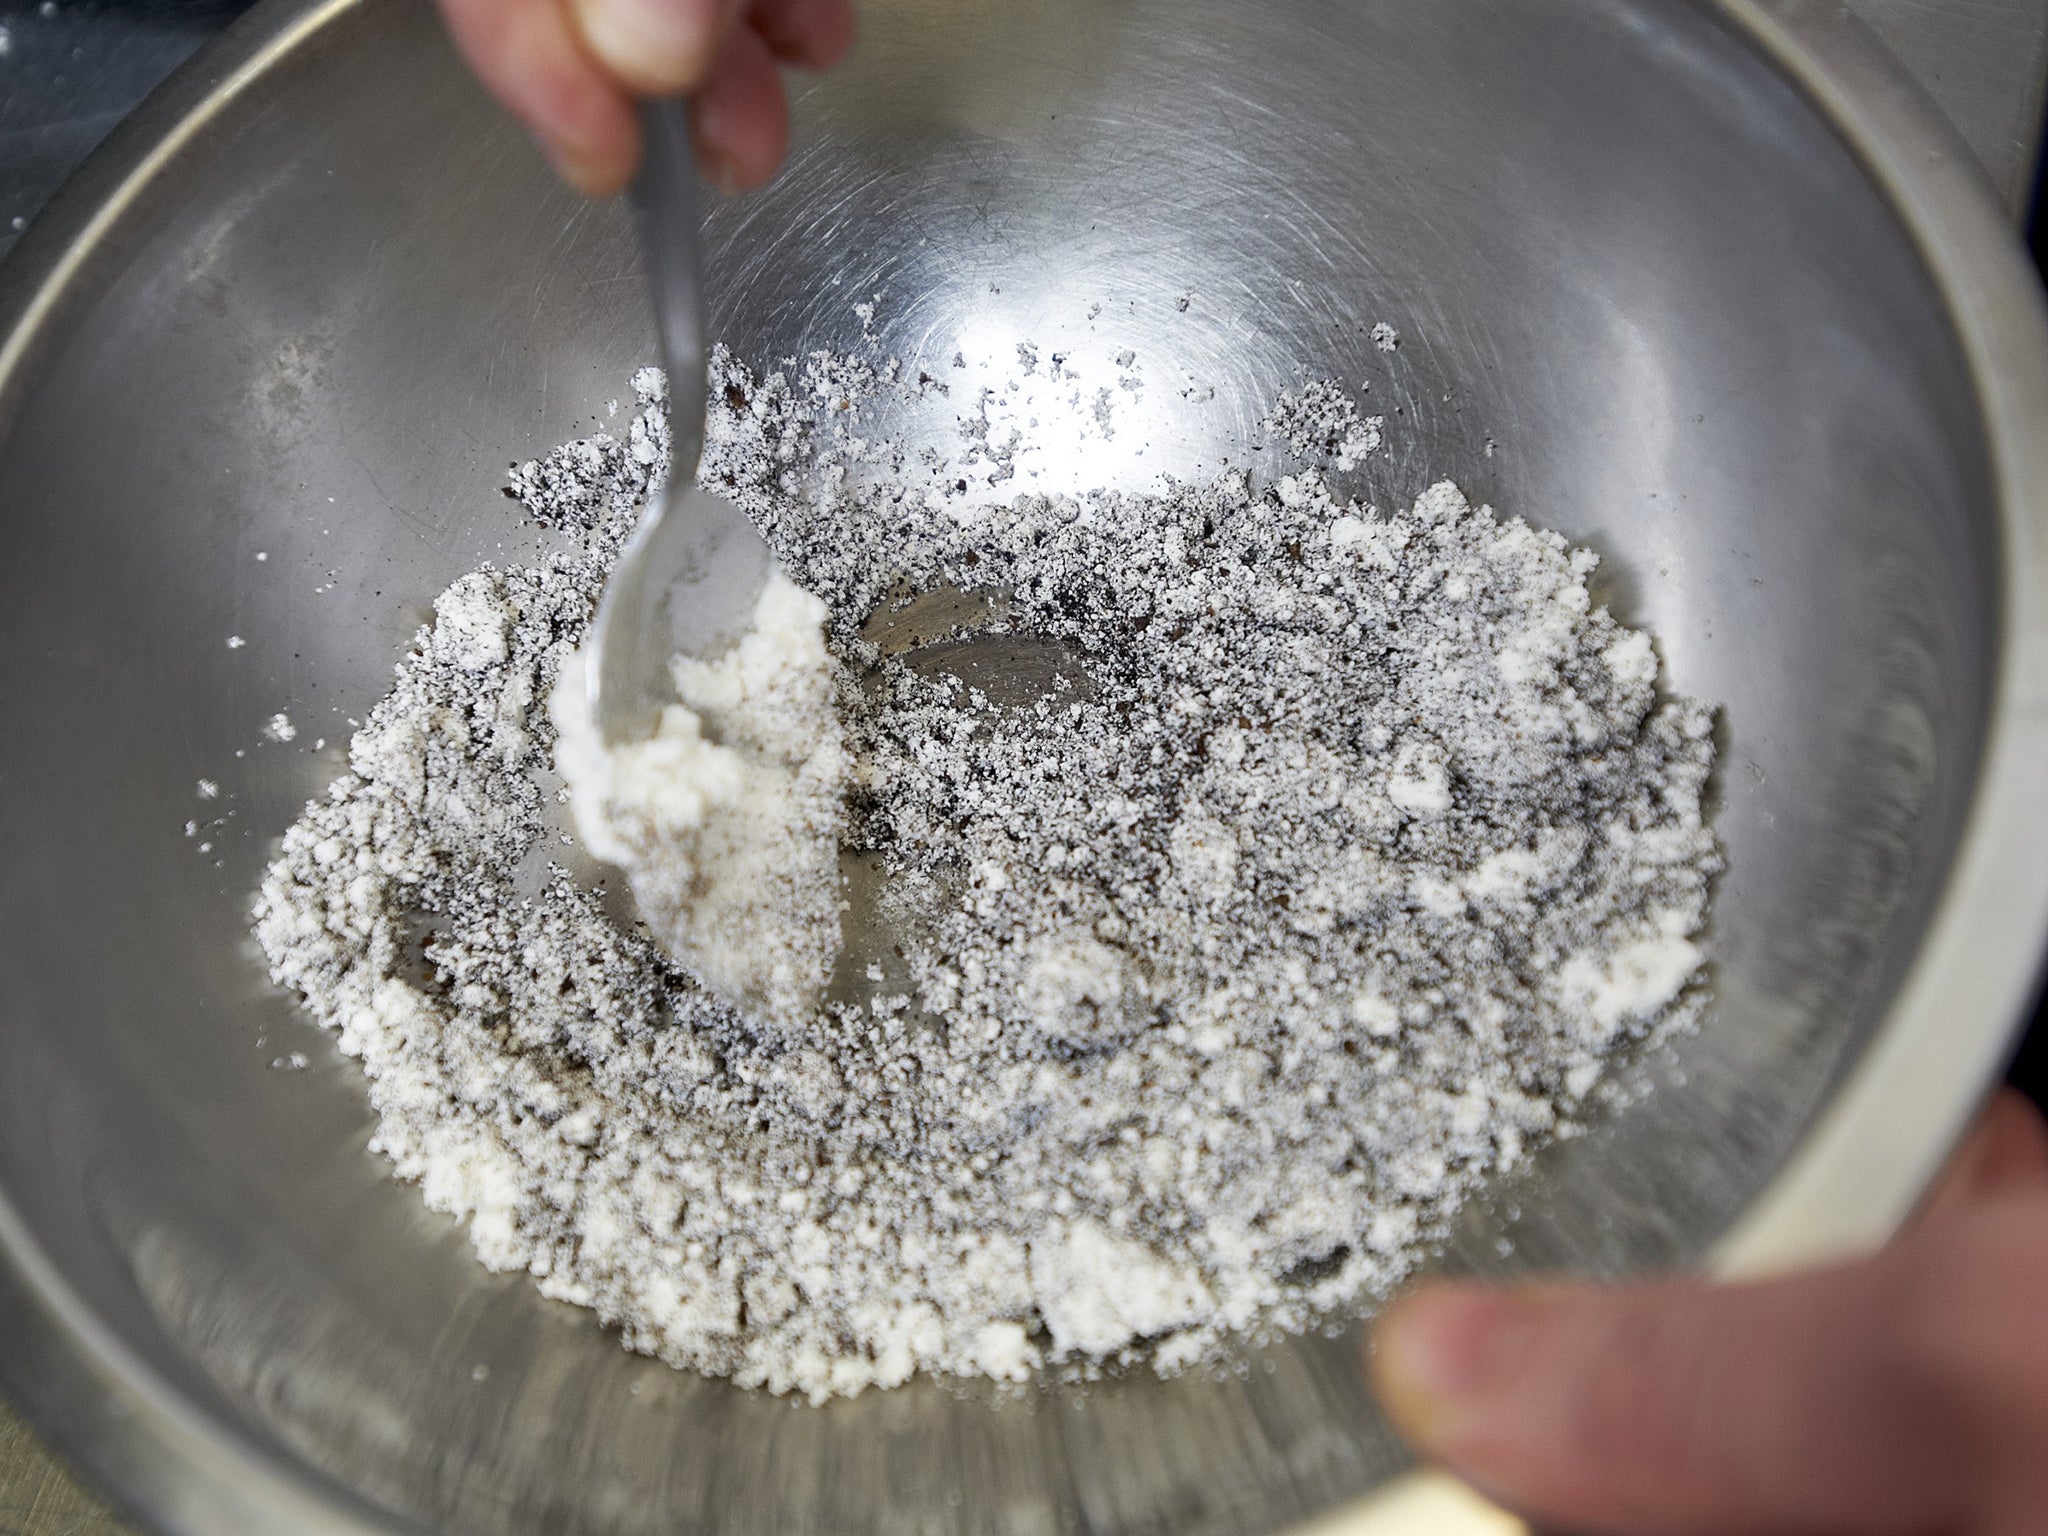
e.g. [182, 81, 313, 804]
[255, 346, 1719, 1402]
[551, 573, 846, 1033]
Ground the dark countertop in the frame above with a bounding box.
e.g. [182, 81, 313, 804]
[1, 2, 2044, 1531]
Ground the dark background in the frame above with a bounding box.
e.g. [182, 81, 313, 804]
[2016, 157, 2048, 1117]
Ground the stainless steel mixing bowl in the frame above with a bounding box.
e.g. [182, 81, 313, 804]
[3, 0, 2047, 1532]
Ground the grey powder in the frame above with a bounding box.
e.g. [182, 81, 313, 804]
[254, 349, 1718, 1401]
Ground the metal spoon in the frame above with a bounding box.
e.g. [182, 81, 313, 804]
[587, 99, 774, 744]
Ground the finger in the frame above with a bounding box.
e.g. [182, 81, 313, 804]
[1920, 1087, 2048, 1225]
[690, 24, 789, 192]
[747, 0, 857, 70]
[437, 0, 640, 195]
[567, 0, 747, 97]
[1370, 1269, 1973, 1536]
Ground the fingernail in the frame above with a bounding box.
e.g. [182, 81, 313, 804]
[1373, 1288, 1535, 1446]
[695, 143, 742, 195]
[690, 88, 758, 193]
[543, 138, 629, 199]
[571, 0, 721, 93]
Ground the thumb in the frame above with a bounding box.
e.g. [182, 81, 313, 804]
[1369, 1263, 1975, 1536]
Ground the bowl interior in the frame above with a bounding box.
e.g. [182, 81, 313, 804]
[0, 0, 1996, 1531]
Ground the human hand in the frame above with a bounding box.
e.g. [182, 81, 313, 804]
[435, 0, 856, 197]
[1370, 1088, 2048, 1535]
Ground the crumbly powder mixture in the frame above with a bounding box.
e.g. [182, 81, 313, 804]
[255, 348, 1718, 1401]
[1266, 378, 1385, 471]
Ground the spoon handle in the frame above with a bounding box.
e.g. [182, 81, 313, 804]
[632, 98, 710, 482]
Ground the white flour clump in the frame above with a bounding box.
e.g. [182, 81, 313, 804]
[255, 348, 1719, 1402]
[1268, 377, 1384, 470]
[551, 573, 846, 1032]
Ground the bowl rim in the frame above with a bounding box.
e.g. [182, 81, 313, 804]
[1701, 0, 2048, 1281]
[0, 1, 2045, 1532]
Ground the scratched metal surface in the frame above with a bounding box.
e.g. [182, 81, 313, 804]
[0, 1398, 128, 1536]
[0, 1, 2043, 1533]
